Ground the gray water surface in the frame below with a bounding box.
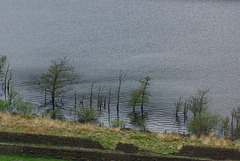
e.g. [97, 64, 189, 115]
[1, 0, 240, 132]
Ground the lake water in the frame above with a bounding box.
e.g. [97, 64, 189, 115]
[1, 0, 240, 132]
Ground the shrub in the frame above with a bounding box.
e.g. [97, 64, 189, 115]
[187, 112, 221, 135]
[229, 106, 240, 138]
[0, 89, 34, 115]
[110, 118, 126, 128]
[76, 105, 98, 123]
[0, 99, 7, 111]
[15, 96, 34, 116]
[220, 116, 230, 136]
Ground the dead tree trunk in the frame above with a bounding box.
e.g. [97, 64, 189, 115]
[108, 88, 111, 111]
[7, 69, 12, 97]
[90, 83, 94, 109]
[74, 90, 77, 108]
[116, 72, 126, 121]
[3, 64, 10, 100]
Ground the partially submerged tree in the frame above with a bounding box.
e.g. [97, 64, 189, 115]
[0, 56, 7, 75]
[116, 71, 126, 120]
[31, 57, 79, 118]
[128, 111, 148, 131]
[173, 96, 183, 118]
[108, 87, 112, 124]
[0, 56, 12, 99]
[108, 87, 111, 111]
[3, 64, 12, 99]
[97, 86, 105, 110]
[183, 100, 189, 122]
[90, 83, 94, 109]
[128, 88, 141, 116]
[139, 76, 151, 118]
[128, 76, 151, 119]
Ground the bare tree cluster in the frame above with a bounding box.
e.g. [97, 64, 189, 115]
[0, 56, 12, 100]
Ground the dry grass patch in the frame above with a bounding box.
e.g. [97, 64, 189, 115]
[199, 135, 211, 145]
[190, 134, 198, 142]
[157, 132, 182, 141]
[1, 111, 240, 154]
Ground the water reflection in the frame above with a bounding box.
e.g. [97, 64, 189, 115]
[128, 111, 148, 131]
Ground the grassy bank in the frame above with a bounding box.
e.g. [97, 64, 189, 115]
[0, 112, 239, 154]
[0, 155, 65, 161]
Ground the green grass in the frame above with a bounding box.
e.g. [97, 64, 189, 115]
[0, 155, 66, 161]
[0, 111, 240, 155]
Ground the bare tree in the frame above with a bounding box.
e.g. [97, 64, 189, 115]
[31, 57, 79, 118]
[108, 87, 111, 111]
[3, 64, 10, 99]
[230, 106, 240, 138]
[90, 83, 94, 109]
[104, 97, 106, 109]
[97, 86, 104, 110]
[183, 100, 189, 122]
[7, 69, 12, 96]
[116, 71, 126, 120]
[188, 89, 210, 117]
[74, 90, 77, 108]
[108, 87, 111, 125]
[0, 56, 7, 75]
[0, 56, 12, 99]
[173, 96, 183, 118]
